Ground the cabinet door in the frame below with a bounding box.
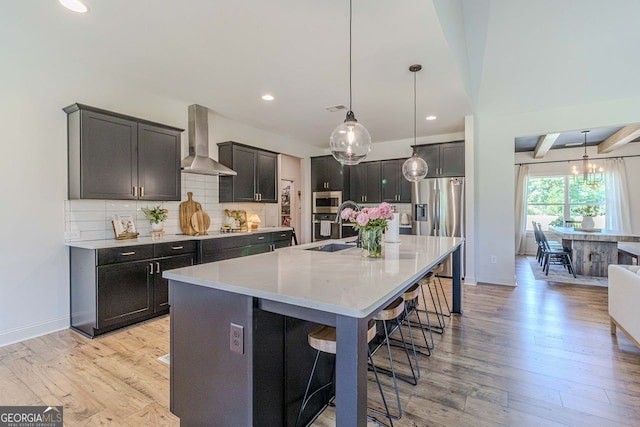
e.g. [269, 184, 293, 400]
[398, 160, 413, 203]
[380, 160, 399, 202]
[349, 163, 366, 202]
[415, 145, 440, 178]
[325, 157, 346, 191]
[138, 123, 182, 201]
[311, 157, 327, 191]
[364, 162, 381, 203]
[440, 142, 465, 177]
[80, 110, 138, 199]
[155, 254, 195, 313]
[257, 150, 278, 203]
[97, 260, 152, 328]
[232, 145, 258, 202]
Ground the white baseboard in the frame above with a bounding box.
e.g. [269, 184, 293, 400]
[0, 316, 70, 348]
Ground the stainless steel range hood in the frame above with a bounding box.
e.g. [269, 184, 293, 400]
[181, 104, 237, 176]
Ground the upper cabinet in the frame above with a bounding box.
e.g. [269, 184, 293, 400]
[380, 159, 412, 203]
[415, 141, 465, 178]
[218, 142, 278, 203]
[311, 156, 347, 191]
[349, 161, 381, 204]
[65, 104, 183, 201]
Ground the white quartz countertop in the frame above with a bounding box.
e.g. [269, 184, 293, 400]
[163, 235, 463, 318]
[65, 227, 292, 249]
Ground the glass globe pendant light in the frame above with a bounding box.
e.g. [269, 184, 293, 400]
[329, 0, 371, 165]
[402, 64, 428, 182]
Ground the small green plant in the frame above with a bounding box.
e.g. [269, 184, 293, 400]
[573, 205, 604, 217]
[142, 206, 168, 223]
[549, 217, 564, 227]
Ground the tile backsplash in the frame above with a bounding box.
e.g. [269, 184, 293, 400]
[64, 173, 279, 242]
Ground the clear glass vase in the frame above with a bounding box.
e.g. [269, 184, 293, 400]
[361, 228, 383, 258]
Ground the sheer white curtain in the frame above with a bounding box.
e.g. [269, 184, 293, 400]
[604, 158, 631, 232]
[514, 164, 529, 255]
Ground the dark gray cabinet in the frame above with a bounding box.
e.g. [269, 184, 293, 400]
[64, 103, 183, 201]
[70, 241, 196, 338]
[380, 159, 412, 203]
[200, 230, 292, 263]
[311, 156, 347, 191]
[349, 161, 381, 203]
[415, 141, 465, 177]
[218, 142, 278, 203]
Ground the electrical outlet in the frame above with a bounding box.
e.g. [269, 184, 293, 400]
[490, 255, 497, 264]
[65, 230, 81, 240]
[230, 323, 244, 354]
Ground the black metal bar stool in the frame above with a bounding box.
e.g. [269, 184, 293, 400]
[296, 319, 394, 427]
[369, 297, 419, 420]
[400, 282, 433, 359]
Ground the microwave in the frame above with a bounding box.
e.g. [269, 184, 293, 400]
[312, 191, 342, 214]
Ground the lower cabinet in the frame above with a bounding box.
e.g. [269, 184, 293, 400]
[200, 230, 292, 263]
[70, 231, 290, 338]
[70, 241, 196, 338]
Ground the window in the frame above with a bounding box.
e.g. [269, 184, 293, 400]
[526, 175, 605, 230]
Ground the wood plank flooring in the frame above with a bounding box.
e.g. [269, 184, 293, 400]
[1, 256, 639, 426]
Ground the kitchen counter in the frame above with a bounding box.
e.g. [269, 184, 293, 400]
[65, 226, 292, 249]
[165, 235, 463, 426]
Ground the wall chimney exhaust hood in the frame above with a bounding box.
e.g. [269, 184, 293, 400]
[181, 104, 237, 176]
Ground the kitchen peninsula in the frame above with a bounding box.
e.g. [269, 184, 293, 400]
[550, 227, 640, 277]
[164, 235, 463, 426]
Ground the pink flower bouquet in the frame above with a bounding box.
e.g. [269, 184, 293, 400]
[340, 202, 394, 231]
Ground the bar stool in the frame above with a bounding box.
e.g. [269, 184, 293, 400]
[419, 269, 450, 334]
[401, 283, 433, 359]
[369, 297, 419, 420]
[296, 319, 393, 427]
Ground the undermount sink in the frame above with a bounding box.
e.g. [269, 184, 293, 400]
[305, 243, 356, 252]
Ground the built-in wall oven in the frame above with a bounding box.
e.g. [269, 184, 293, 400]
[312, 191, 342, 214]
[312, 191, 342, 241]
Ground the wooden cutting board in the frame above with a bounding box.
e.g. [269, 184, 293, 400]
[191, 210, 211, 235]
[179, 192, 202, 236]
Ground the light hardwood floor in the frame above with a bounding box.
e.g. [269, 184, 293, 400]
[1, 256, 639, 426]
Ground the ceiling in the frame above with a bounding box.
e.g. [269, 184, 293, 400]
[15, 0, 471, 148]
[514, 125, 640, 153]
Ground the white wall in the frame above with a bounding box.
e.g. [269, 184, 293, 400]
[0, 66, 321, 346]
[475, 96, 640, 286]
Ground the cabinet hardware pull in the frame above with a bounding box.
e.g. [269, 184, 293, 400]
[258, 236, 265, 240]
[121, 251, 136, 256]
[133, 186, 138, 197]
[156, 262, 160, 274]
[171, 246, 184, 250]
[140, 186, 145, 197]
[149, 262, 154, 275]
[280, 234, 286, 237]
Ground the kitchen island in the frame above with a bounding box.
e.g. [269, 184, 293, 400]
[550, 227, 640, 277]
[164, 235, 464, 426]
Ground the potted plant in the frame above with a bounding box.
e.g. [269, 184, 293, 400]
[142, 206, 168, 231]
[574, 205, 603, 229]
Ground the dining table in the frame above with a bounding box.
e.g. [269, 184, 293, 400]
[550, 227, 640, 277]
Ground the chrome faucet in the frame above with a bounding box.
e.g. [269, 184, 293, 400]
[335, 200, 362, 247]
[334, 200, 361, 223]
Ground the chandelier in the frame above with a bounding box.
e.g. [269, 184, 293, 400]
[571, 130, 603, 187]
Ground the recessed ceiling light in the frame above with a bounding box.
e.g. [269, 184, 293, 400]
[59, 0, 88, 13]
[425, 115, 437, 121]
[261, 94, 274, 101]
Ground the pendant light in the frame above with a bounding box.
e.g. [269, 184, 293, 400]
[571, 130, 603, 187]
[402, 64, 428, 182]
[329, 0, 371, 165]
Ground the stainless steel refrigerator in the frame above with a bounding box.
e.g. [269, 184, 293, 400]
[411, 177, 465, 276]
